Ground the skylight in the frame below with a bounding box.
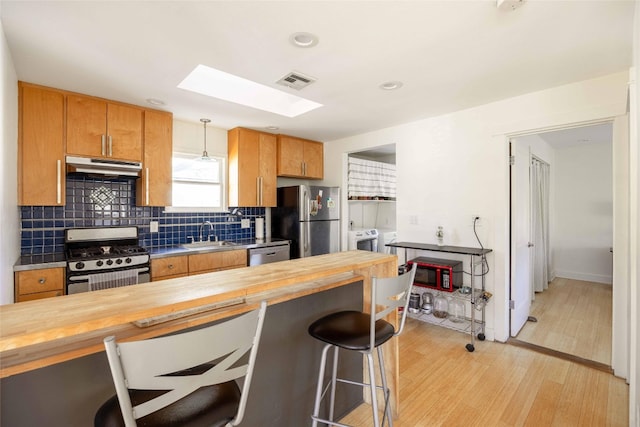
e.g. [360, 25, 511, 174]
[178, 65, 323, 118]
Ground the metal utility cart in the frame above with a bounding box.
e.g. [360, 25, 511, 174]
[388, 242, 492, 352]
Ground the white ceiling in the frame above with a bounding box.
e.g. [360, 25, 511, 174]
[538, 122, 613, 148]
[0, 1, 634, 143]
[516, 122, 613, 149]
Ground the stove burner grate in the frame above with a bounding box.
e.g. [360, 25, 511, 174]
[67, 245, 148, 260]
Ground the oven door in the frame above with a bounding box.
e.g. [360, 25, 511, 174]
[67, 267, 150, 295]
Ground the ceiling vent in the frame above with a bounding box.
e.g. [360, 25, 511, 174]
[496, 0, 525, 11]
[276, 71, 316, 90]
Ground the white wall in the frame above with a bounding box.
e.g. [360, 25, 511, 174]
[553, 142, 613, 284]
[0, 5, 19, 306]
[629, 1, 639, 424]
[325, 71, 629, 343]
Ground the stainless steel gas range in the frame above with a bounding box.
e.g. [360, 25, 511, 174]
[65, 226, 150, 295]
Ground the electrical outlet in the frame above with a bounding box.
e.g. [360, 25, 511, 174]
[150, 221, 159, 233]
[471, 215, 481, 227]
[409, 215, 418, 225]
[241, 218, 250, 229]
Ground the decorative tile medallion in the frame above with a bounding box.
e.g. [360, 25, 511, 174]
[90, 186, 116, 208]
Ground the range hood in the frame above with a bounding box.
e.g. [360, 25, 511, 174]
[66, 156, 142, 177]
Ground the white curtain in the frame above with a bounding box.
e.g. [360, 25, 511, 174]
[347, 157, 396, 200]
[531, 157, 550, 296]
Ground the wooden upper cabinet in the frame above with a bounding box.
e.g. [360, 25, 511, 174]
[137, 110, 173, 207]
[276, 135, 324, 179]
[228, 128, 277, 207]
[18, 82, 65, 206]
[66, 94, 143, 161]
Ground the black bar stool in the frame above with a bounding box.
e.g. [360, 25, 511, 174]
[308, 264, 416, 427]
[95, 301, 267, 427]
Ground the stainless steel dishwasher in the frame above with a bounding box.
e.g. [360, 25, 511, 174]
[249, 245, 290, 266]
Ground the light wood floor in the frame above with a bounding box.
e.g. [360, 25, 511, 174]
[339, 318, 628, 426]
[515, 277, 612, 366]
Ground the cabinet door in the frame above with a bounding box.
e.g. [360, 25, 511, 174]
[66, 94, 108, 158]
[235, 129, 259, 207]
[19, 83, 65, 206]
[107, 103, 143, 161]
[15, 268, 64, 302]
[228, 128, 277, 207]
[303, 140, 324, 179]
[138, 110, 173, 206]
[151, 256, 188, 281]
[276, 135, 304, 177]
[258, 133, 277, 207]
[188, 249, 247, 274]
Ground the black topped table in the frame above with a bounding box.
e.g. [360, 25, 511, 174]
[387, 242, 492, 256]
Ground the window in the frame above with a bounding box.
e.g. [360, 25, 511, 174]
[170, 152, 226, 210]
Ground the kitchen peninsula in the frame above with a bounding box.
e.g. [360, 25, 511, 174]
[0, 251, 398, 426]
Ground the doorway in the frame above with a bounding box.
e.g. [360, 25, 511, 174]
[346, 143, 397, 239]
[509, 122, 614, 366]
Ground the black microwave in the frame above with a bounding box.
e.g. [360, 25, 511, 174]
[407, 257, 463, 292]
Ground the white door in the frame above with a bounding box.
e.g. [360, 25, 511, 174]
[510, 142, 532, 336]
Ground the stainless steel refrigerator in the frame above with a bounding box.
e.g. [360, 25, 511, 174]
[271, 185, 340, 259]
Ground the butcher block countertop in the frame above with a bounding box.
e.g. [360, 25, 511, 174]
[0, 251, 397, 378]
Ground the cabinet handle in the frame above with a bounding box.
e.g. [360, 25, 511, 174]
[38, 278, 46, 284]
[301, 162, 305, 176]
[168, 264, 174, 269]
[56, 159, 62, 204]
[108, 135, 113, 157]
[256, 177, 260, 205]
[145, 167, 150, 205]
[101, 135, 106, 156]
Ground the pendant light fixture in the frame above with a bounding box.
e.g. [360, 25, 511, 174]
[199, 118, 212, 161]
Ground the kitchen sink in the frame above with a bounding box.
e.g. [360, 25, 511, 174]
[180, 240, 239, 250]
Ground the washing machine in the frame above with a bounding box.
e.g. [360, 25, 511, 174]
[347, 229, 379, 251]
[377, 229, 397, 254]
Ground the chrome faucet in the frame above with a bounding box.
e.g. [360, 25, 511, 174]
[199, 221, 214, 242]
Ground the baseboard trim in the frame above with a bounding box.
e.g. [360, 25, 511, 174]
[553, 271, 612, 285]
[506, 338, 613, 374]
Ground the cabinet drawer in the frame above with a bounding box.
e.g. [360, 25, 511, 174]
[151, 256, 188, 280]
[15, 268, 64, 296]
[188, 250, 247, 274]
[16, 290, 64, 303]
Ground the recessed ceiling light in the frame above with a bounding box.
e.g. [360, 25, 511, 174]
[146, 98, 165, 106]
[379, 81, 403, 91]
[290, 32, 319, 48]
[266, 126, 279, 131]
[178, 64, 323, 118]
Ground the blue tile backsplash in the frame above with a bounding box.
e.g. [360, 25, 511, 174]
[20, 174, 265, 255]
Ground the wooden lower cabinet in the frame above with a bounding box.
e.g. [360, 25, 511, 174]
[151, 249, 247, 281]
[188, 250, 247, 275]
[15, 268, 64, 302]
[151, 256, 189, 281]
